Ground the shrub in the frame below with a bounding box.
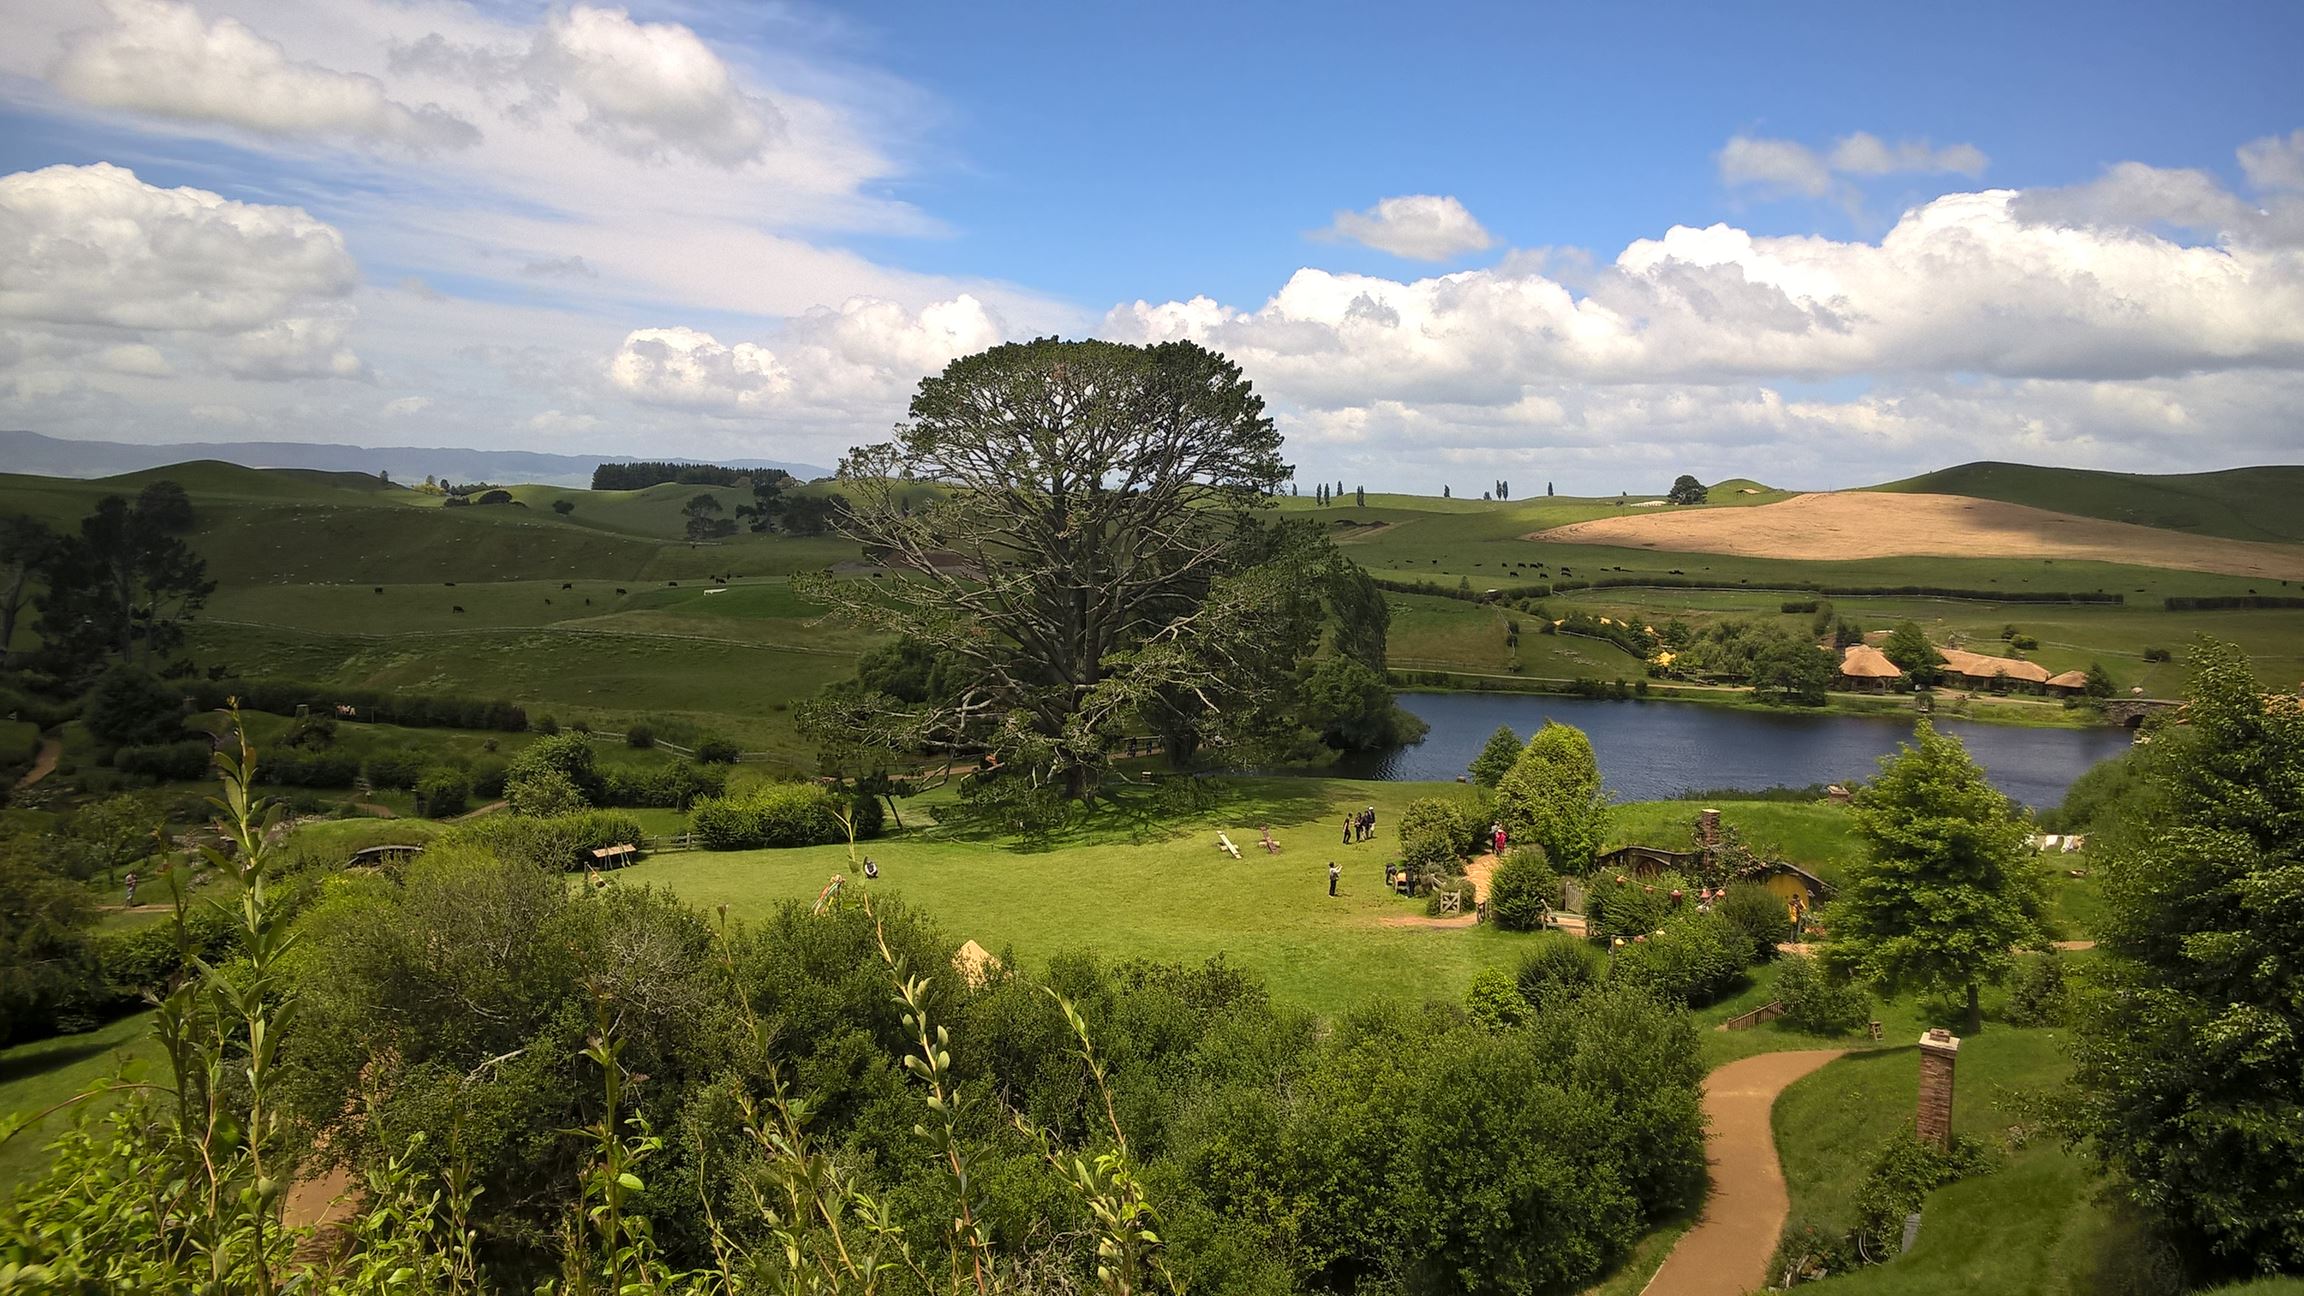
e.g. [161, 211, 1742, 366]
[263, 750, 361, 788]
[695, 737, 741, 764]
[1776, 952, 1870, 1035]
[1716, 882, 1791, 960]
[691, 782, 862, 850]
[1605, 911, 1748, 1007]
[112, 740, 210, 781]
[2005, 950, 2070, 1027]
[1399, 797, 1467, 871]
[83, 668, 184, 748]
[506, 766, 588, 817]
[535, 715, 561, 736]
[506, 733, 604, 803]
[625, 724, 655, 749]
[363, 748, 429, 791]
[441, 810, 645, 871]
[1849, 1129, 1994, 1260]
[1487, 846, 1556, 931]
[1587, 870, 1688, 943]
[1514, 934, 1602, 1003]
[415, 766, 471, 818]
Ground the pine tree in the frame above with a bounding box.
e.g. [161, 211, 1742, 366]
[1546, 482, 1554, 497]
[1468, 724, 1521, 788]
[1443, 486, 1450, 499]
[1354, 486, 1365, 507]
[1827, 721, 2044, 1031]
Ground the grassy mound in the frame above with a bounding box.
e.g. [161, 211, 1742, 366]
[1873, 461, 2304, 545]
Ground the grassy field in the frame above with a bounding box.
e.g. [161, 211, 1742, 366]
[1876, 461, 2304, 545]
[0, 1012, 157, 1190]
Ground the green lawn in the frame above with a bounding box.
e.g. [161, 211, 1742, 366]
[1607, 799, 1863, 887]
[0, 1013, 158, 1191]
[619, 776, 1547, 1015]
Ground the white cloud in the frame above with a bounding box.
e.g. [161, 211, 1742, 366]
[532, 5, 779, 168]
[0, 161, 356, 333]
[96, 343, 172, 376]
[528, 409, 602, 434]
[1318, 194, 1495, 261]
[1721, 132, 1989, 200]
[609, 294, 1005, 417]
[2239, 129, 2304, 193]
[50, 0, 478, 152]
[1826, 132, 1989, 178]
[382, 394, 431, 416]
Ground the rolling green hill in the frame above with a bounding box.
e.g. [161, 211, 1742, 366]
[1872, 461, 2304, 544]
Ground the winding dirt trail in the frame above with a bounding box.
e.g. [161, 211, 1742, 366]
[1641, 1049, 1849, 1296]
[14, 736, 60, 789]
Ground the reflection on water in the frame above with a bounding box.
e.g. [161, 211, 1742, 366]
[1328, 692, 2134, 809]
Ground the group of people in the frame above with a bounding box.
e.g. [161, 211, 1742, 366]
[1342, 806, 1378, 844]
[1488, 822, 1509, 856]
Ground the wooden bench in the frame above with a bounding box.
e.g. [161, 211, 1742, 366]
[591, 843, 640, 869]
[1215, 833, 1241, 860]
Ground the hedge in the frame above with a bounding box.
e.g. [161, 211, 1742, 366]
[442, 811, 648, 871]
[2163, 595, 2304, 611]
[185, 678, 527, 732]
[691, 782, 882, 850]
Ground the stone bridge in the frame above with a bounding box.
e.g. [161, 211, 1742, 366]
[2101, 697, 2180, 727]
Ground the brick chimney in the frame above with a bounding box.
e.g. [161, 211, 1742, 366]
[1916, 1029, 1960, 1150]
[1697, 809, 1722, 865]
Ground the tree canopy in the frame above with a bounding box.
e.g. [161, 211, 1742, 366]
[803, 337, 1347, 798]
[1468, 723, 1522, 787]
[1495, 722, 1609, 873]
[1826, 721, 2043, 1030]
[32, 490, 214, 672]
[1881, 620, 1940, 686]
[1666, 475, 1708, 505]
[2068, 639, 2304, 1271]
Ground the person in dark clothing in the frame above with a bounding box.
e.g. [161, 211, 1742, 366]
[1342, 815, 1353, 845]
[1328, 861, 1341, 896]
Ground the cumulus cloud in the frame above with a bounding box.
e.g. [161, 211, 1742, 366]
[2239, 129, 2304, 193]
[0, 161, 364, 380]
[1318, 194, 1496, 261]
[382, 395, 431, 416]
[1103, 180, 2304, 479]
[1721, 131, 1988, 198]
[609, 294, 1004, 416]
[50, 0, 478, 151]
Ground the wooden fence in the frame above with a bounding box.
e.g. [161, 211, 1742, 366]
[646, 832, 701, 854]
[1720, 1001, 1787, 1031]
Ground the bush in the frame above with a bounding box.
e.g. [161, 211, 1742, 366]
[534, 715, 560, 736]
[1850, 1129, 1994, 1260]
[363, 748, 429, 791]
[182, 678, 526, 732]
[2005, 950, 2070, 1027]
[625, 725, 655, 749]
[1515, 934, 1602, 1003]
[1398, 796, 1467, 871]
[415, 766, 471, 818]
[1587, 870, 1688, 943]
[112, 740, 210, 781]
[1776, 952, 1871, 1035]
[1716, 882, 1792, 960]
[83, 668, 185, 748]
[506, 766, 588, 817]
[263, 750, 361, 788]
[1487, 846, 1556, 931]
[506, 733, 604, 804]
[694, 737, 741, 764]
[599, 760, 728, 811]
[441, 810, 645, 871]
[1605, 911, 1749, 1007]
[691, 782, 865, 850]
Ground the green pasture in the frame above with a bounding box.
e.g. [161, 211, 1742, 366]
[1876, 462, 2304, 545]
[0, 1012, 157, 1190]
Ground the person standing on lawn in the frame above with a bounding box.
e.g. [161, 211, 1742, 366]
[1328, 861, 1341, 896]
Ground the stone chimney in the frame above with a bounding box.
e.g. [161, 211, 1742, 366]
[1916, 1029, 1960, 1150]
[1697, 809, 1722, 866]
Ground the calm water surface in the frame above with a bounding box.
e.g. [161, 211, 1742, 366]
[1330, 692, 2134, 809]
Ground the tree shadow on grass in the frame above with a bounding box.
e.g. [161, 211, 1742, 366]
[907, 773, 1340, 856]
[0, 1022, 150, 1089]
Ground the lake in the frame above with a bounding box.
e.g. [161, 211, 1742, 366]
[1329, 692, 2135, 809]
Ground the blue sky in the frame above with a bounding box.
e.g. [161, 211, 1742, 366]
[0, 0, 2300, 491]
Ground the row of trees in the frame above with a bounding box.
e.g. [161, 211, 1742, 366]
[0, 481, 212, 674]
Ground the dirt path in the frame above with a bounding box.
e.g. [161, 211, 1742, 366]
[14, 735, 60, 789]
[1641, 1049, 1849, 1296]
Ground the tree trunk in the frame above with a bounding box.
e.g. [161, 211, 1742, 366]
[1965, 982, 1981, 1034]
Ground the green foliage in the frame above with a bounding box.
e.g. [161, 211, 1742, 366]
[1828, 721, 2044, 1030]
[2084, 660, 2117, 697]
[1398, 794, 1477, 870]
[2005, 950, 2070, 1027]
[1297, 654, 1418, 751]
[1587, 870, 1687, 943]
[1666, 474, 1708, 505]
[506, 732, 604, 803]
[1468, 722, 1521, 788]
[623, 723, 653, 748]
[1716, 881, 1792, 959]
[1848, 1128, 1996, 1262]
[0, 841, 98, 1041]
[506, 764, 588, 816]
[1604, 911, 1750, 1007]
[1487, 845, 1556, 931]
[1494, 721, 1608, 873]
[414, 765, 471, 818]
[1514, 934, 1603, 1004]
[1775, 952, 1871, 1035]
[82, 667, 183, 748]
[361, 747, 429, 790]
[2070, 638, 2304, 1271]
[1750, 628, 1834, 707]
[1882, 620, 1940, 685]
[111, 739, 210, 781]
[690, 780, 866, 850]
[693, 737, 740, 764]
[1464, 966, 1528, 1029]
[439, 810, 646, 871]
[34, 492, 214, 674]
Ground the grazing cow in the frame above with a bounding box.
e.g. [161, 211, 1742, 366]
[373, 587, 383, 594]
[453, 606, 465, 613]
[615, 588, 627, 595]
[544, 598, 552, 604]
[584, 598, 591, 605]
[445, 581, 456, 587]
[667, 581, 678, 586]
[561, 582, 573, 590]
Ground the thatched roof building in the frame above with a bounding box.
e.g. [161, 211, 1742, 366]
[1937, 647, 2051, 686]
[2044, 669, 2091, 693]
[1837, 644, 1903, 690]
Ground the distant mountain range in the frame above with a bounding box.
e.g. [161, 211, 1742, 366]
[0, 430, 830, 489]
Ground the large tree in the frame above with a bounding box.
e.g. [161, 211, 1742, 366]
[803, 338, 1308, 798]
[1826, 721, 2044, 1031]
[1665, 474, 1708, 505]
[1880, 620, 1940, 686]
[2068, 639, 2304, 1272]
[0, 515, 56, 663]
[1494, 722, 1609, 872]
[35, 493, 214, 670]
